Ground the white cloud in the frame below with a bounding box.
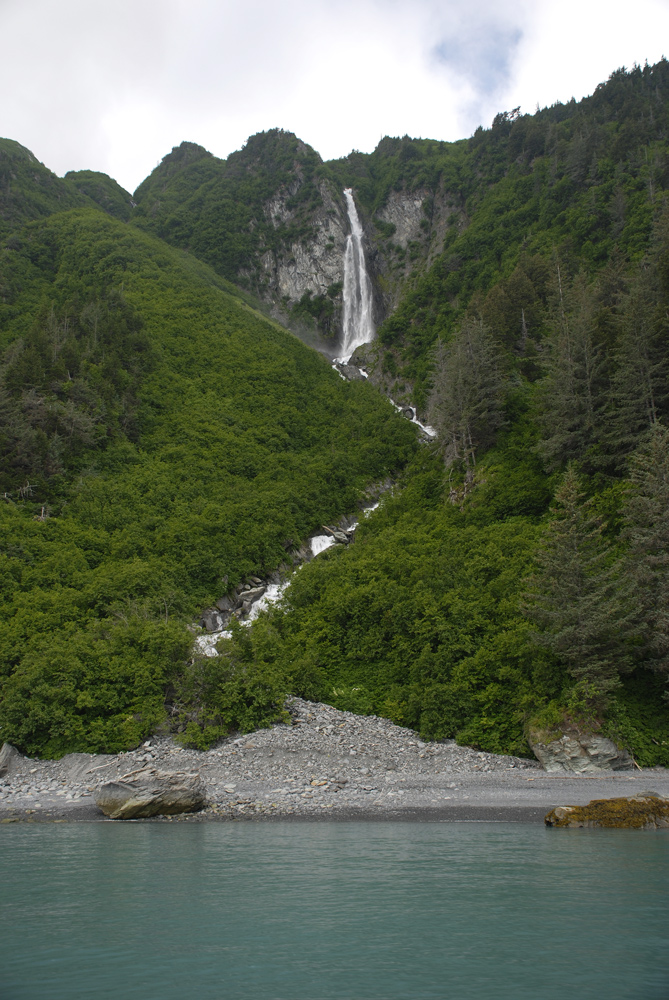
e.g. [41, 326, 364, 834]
[0, 0, 667, 193]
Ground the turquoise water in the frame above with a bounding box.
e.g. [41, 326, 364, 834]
[1, 821, 667, 1000]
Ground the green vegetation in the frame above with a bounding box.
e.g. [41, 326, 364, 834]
[0, 209, 416, 757]
[1, 59, 668, 764]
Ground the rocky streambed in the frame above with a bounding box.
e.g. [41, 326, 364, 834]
[2, 697, 668, 824]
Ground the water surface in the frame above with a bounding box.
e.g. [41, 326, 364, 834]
[1, 821, 667, 999]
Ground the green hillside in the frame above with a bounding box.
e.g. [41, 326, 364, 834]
[1, 59, 668, 765]
[132, 132, 327, 287]
[0, 208, 416, 757]
[215, 63, 669, 764]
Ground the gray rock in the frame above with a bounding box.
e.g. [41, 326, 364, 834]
[201, 609, 225, 632]
[530, 734, 634, 773]
[336, 364, 366, 381]
[60, 752, 115, 783]
[215, 595, 235, 612]
[95, 767, 206, 819]
[239, 586, 266, 603]
[0, 743, 22, 778]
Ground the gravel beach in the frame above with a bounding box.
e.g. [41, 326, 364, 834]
[2, 697, 668, 823]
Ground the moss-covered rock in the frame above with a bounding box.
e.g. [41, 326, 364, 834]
[545, 794, 669, 828]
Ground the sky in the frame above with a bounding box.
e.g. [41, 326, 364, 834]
[2, 0, 668, 194]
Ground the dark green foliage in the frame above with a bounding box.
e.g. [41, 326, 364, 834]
[536, 272, 609, 471]
[0, 139, 87, 237]
[170, 624, 289, 751]
[223, 451, 554, 757]
[2, 58, 669, 762]
[0, 289, 152, 493]
[361, 60, 669, 405]
[623, 425, 669, 676]
[132, 131, 328, 288]
[428, 319, 507, 466]
[64, 170, 134, 222]
[523, 465, 637, 707]
[0, 209, 417, 756]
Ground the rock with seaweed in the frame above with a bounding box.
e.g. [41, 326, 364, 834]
[545, 793, 669, 828]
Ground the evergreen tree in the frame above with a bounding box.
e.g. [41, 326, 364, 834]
[624, 424, 669, 676]
[602, 262, 669, 470]
[537, 272, 608, 471]
[427, 318, 506, 467]
[523, 465, 636, 706]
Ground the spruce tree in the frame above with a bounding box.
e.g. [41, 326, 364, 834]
[523, 465, 636, 706]
[537, 272, 608, 471]
[623, 424, 669, 674]
[427, 318, 506, 467]
[603, 266, 669, 469]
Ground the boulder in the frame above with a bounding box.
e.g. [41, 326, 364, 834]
[0, 743, 22, 778]
[201, 609, 226, 632]
[545, 794, 669, 829]
[215, 595, 235, 612]
[95, 767, 206, 819]
[529, 733, 634, 773]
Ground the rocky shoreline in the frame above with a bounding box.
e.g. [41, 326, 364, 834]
[2, 697, 668, 824]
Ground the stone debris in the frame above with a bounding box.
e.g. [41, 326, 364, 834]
[545, 793, 669, 828]
[0, 699, 541, 820]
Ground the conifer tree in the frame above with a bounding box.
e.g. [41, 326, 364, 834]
[523, 465, 636, 706]
[602, 265, 669, 469]
[623, 424, 669, 675]
[537, 272, 608, 471]
[427, 318, 506, 467]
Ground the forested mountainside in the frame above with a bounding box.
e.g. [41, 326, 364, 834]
[0, 208, 415, 757]
[1, 59, 668, 763]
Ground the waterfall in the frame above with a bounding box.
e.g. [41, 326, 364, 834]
[339, 188, 374, 362]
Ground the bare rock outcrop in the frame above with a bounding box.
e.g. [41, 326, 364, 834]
[529, 733, 634, 773]
[95, 767, 206, 820]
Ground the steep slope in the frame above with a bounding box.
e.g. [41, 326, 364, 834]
[128, 61, 669, 397]
[132, 131, 352, 351]
[0, 139, 88, 237]
[0, 207, 417, 757]
[65, 169, 134, 221]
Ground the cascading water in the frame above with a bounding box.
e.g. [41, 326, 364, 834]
[338, 188, 375, 362]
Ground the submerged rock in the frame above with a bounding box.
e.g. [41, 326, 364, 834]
[529, 734, 634, 773]
[95, 767, 206, 819]
[545, 794, 669, 828]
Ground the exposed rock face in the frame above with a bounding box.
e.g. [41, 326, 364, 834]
[59, 752, 115, 783]
[95, 767, 206, 819]
[267, 181, 349, 304]
[545, 794, 669, 828]
[529, 734, 635, 773]
[0, 743, 22, 778]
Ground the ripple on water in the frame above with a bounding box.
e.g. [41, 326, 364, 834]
[1, 821, 667, 1000]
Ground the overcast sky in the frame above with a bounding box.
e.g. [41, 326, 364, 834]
[2, 0, 668, 194]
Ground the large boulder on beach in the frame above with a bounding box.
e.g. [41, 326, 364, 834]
[0, 742, 22, 778]
[95, 767, 206, 819]
[545, 794, 669, 828]
[529, 733, 634, 773]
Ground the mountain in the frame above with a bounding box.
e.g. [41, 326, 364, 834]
[128, 61, 669, 410]
[1, 59, 668, 764]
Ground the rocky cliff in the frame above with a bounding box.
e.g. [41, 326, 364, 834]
[130, 130, 468, 360]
